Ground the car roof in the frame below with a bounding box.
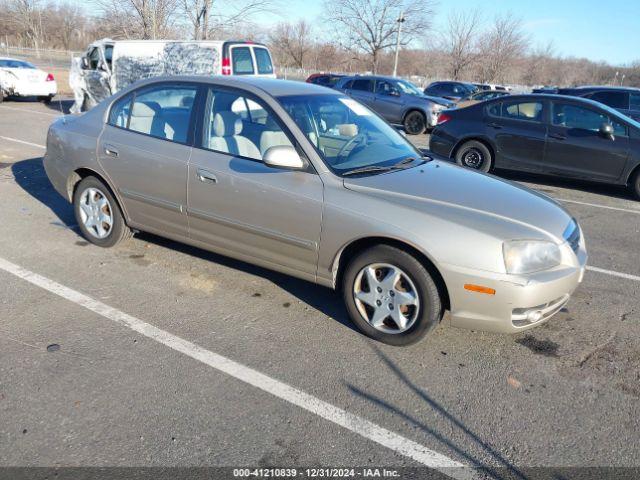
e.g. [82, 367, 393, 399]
[125, 75, 342, 97]
[482, 93, 635, 115]
[566, 85, 640, 92]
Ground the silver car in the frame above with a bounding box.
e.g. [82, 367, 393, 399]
[43, 76, 587, 346]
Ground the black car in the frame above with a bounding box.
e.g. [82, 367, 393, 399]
[424, 81, 478, 101]
[553, 86, 640, 121]
[429, 94, 640, 198]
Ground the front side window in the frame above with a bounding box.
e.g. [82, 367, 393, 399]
[232, 47, 254, 75]
[253, 48, 273, 75]
[351, 79, 373, 92]
[202, 88, 294, 161]
[277, 94, 421, 175]
[553, 103, 626, 136]
[376, 81, 399, 96]
[104, 45, 114, 69]
[588, 91, 628, 110]
[127, 84, 198, 143]
[88, 48, 100, 69]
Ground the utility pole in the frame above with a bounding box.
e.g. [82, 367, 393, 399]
[392, 11, 405, 77]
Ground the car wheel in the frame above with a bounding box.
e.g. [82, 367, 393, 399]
[342, 245, 443, 346]
[403, 110, 426, 135]
[455, 140, 492, 173]
[630, 169, 640, 200]
[73, 176, 132, 248]
[38, 95, 52, 105]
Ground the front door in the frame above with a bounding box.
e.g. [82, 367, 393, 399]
[97, 82, 199, 237]
[187, 86, 324, 278]
[373, 80, 404, 124]
[544, 101, 629, 182]
[485, 99, 548, 171]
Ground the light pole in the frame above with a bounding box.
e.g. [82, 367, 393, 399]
[392, 11, 405, 77]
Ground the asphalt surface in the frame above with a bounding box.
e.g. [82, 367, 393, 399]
[0, 99, 639, 477]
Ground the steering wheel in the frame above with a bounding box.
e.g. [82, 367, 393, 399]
[335, 133, 367, 164]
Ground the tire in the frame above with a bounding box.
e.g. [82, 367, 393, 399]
[630, 169, 640, 200]
[38, 95, 52, 104]
[73, 176, 132, 248]
[342, 245, 443, 346]
[403, 110, 426, 135]
[455, 140, 493, 173]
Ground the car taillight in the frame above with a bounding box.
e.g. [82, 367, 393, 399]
[222, 57, 231, 75]
[46, 73, 54, 82]
[437, 113, 452, 125]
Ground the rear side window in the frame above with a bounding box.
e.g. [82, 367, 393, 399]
[351, 79, 373, 92]
[588, 91, 628, 109]
[497, 101, 543, 122]
[232, 47, 254, 75]
[126, 84, 198, 144]
[108, 94, 133, 128]
[253, 48, 273, 75]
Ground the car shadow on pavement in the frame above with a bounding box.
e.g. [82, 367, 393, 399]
[44, 99, 74, 115]
[345, 344, 531, 480]
[497, 169, 635, 202]
[11, 157, 78, 230]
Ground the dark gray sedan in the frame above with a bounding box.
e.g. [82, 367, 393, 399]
[334, 75, 455, 134]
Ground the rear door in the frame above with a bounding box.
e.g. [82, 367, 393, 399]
[544, 100, 629, 182]
[229, 44, 276, 78]
[484, 99, 548, 171]
[347, 79, 375, 107]
[97, 82, 199, 237]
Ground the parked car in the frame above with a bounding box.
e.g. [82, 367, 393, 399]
[429, 94, 640, 199]
[305, 73, 345, 88]
[334, 75, 456, 134]
[70, 39, 276, 112]
[424, 81, 478, 102]
[553, 86, 640, 121]
[457, 90, 510, 108]
[0, 57, 57, 104]
[473, 83, 508, 92]
[44, 76, 586, 345]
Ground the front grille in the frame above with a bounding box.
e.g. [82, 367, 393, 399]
[564, 220, 580, 253]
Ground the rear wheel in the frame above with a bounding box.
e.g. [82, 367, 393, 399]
[455, 140, 493, 173]
[38, 95, 53, 104]
[342, 245, 443, 346]
[630, 169, 640, 200]
[73, 176, 132, 248]
[403, 110, 426, 135]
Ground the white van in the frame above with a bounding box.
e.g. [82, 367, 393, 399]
[70, 39, 276, 112]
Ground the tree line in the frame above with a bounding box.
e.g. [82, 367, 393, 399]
[1, 0, 638, 87]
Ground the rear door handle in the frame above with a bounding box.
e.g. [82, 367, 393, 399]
[487, 123, 502, 129]
[197, 168, 217, 184]
[104, 145, 119, 157]
[549, 133, 566, 140]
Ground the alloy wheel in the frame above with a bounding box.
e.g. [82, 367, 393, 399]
[78, 187, 113, 239]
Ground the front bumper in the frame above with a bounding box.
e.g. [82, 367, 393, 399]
[441, 236, 587, 333]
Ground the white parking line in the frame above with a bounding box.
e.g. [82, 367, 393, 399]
[0, 136, 45, 149]
[0, 256, 473, 480]
[586, 266, 640, 282]
[557, 198, 640, 215]
[0, 105, 61, 117]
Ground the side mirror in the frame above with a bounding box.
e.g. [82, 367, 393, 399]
[599, 122, 614, 139]
[263, 146, 306, 170]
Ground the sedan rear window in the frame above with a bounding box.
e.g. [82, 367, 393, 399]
[232, 47, 254, 75]
[588, 91, 628, 110]
[0, 59, 36, 69]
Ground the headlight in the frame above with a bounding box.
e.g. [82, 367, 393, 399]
[503, 240, 561, 274]
[432, 104, 445, 113]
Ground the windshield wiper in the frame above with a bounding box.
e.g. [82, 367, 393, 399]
[341, 157, 421, 177]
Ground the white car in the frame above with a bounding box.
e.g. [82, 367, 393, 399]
[0, 57, 57, 103]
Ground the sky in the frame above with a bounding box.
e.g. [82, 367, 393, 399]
[257, 0, 639, 66]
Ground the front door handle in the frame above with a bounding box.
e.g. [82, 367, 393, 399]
[104, 145, 119, 157]
[197, 168, 217, 184]
[487, 123, 503, 129]
[549, 133, 566, 140]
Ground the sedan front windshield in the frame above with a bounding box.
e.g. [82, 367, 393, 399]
[277, 94, 423, 175]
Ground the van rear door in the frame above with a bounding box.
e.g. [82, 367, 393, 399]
[225, 43, 275, 78]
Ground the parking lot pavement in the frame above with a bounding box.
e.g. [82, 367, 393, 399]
[1, 101, 639, 474]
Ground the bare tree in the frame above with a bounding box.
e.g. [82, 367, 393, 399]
[3, 0, 45, 52]
[325, 0, 434, 73]
[477, 13, 528, 83]
[440, 9, 481, 80]
[180, 0, 272, 40]
[269, 20, 313, 69]
[95, 0, 180, 39]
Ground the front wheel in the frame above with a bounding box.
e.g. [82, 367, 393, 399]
[455, 140, 493, 173]
[342, 245, 443, 346]
[630, 169, 640, 201]
[73, 176, 132, 247]
[403, 110, 426, 135]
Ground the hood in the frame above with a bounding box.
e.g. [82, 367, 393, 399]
[420, 94, 456, 108]
[343, 160, 573, 243]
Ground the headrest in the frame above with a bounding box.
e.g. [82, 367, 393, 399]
[338, 124, 358, 137]
[131, 101, 161, 118]
[213, 111, 242, 136]
[180, 96, 194, 108]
